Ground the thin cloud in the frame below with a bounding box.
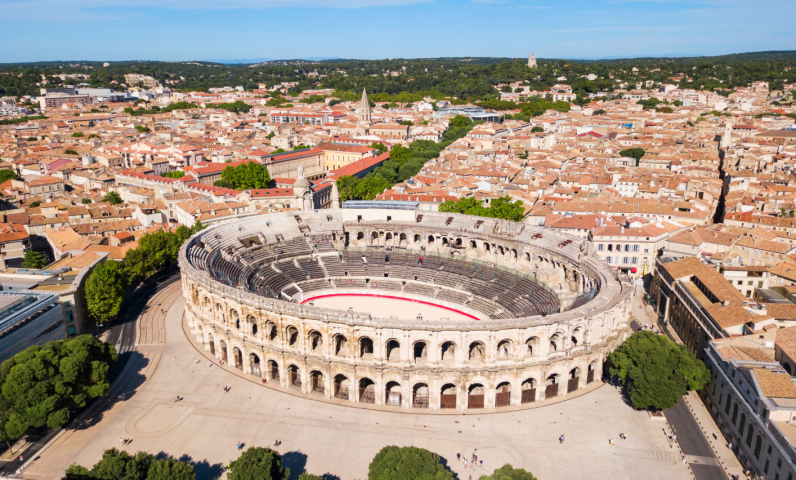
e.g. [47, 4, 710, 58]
[0, 0, 432, 9]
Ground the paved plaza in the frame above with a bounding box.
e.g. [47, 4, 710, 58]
[23, 285, 691, 480]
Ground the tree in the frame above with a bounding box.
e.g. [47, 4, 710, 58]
[530, 126, 544, 133]
[618, 147, 646, 166]
[85, 261, 127, 324]
[593, 109, 606, 115]
[161, 170, 185, 179]
[399, 120, 414, 126]
[0, 335, 117, 441]
[501, 85, 513, 92]
[0, 170, 17, 183]
[64, 149, 78, 155]
[297, 475, 323, 480]
[227, 447, 289, 480]
[608, 331, 710, 410]
[449, 115, 472, 129]
[439, 196, 524, 222]
[336, 175, 360, 202]
[29, 200, 41, 208]
[123, 229, 189, 285]
[134, 125, 151, 133]
[65, 448, 195, 480]
[71, 132, 84, 137]
[103, 191, 123, 205]
[478, 464, 537, 480]
[21, 249, 48, 269]
[356, 175, 391, 200]
[368, 446, 453, 480]
[220, 161, 272, 190]
[369, 142, 388, 155]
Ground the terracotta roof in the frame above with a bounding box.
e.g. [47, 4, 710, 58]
[754, 368, 796, 398]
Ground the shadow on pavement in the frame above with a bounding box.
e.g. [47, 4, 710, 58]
[176, 453, 225, 480]
[282, 450, 308, 480]
[438, 454, 460, 480]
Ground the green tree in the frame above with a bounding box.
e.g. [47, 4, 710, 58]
[336, 175, 360, 202]
[103, 191, 123, 205]
[85, 261, 127, 324]
[0, 335, 117, 441]
[297, 475, 323, 480]
[228, 447, 289, 480]
[134, 125, 151, 133]
[439, 196, 524, 222]
[618, 148, 646, 166]
[501, 85, 513, 92]
[161, 170, 185, 179]
[608, 331, 710, 410]
[71, 132, 84, 138]
[65, 448, 195, 480]
[64, 149, 78, 155]
[29, 200, 41, 208]
[449, 115, 472, 129]
[123, 229, 187, 285]
[0, 170, 18, 183]
[593, 109, 606, 115]
[369, 142, 388, 155]
[356, 175, 391, 200]
[21, 249, 48, 269]
[479, 464, 537, 480]
[81, 198, 93, 204]
[368, 446, 453, 480]
[220, 162, 272, 190]
[530, 126, 544, 133]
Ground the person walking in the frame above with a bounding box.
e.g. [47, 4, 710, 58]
[559, 434, 565, 444]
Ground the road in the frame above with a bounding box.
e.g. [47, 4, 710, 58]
[0, 273, 180, 477]
[665, 400, 728, 480]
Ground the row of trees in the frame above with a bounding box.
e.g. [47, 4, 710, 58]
[85, 222, 205, 324]
[335, 115, 479, 201]
[123, 102, 198, 116]
[65, 448, 195, 480]
[0, 336, 117, 444]
[438, 196, 526, 222]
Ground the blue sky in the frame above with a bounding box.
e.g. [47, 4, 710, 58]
[1, 0, 794, 63]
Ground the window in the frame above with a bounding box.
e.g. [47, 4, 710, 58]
[631, 257, 638, 264]
[64, 300, 71, 307]
[66, 311, 73, 323]
[747, 426, 754, 446]
[739, 413, 746, 434]
[732, 403, 738, 423]
[748, 281, 753, 286]
[598, 244, 604, 252]
[633, 245, 639, 252]
[624, 245, 630, 252]
[644, 248, 649, 253]
[754, 436, 762, 458]
[606, 257, 611, 264]
[68, 326, 76, 336]
[725, 395, 731, 413]
[737, 281, 743, 285]
[759, 281, 764, 288]
[622, 257, 629, 264]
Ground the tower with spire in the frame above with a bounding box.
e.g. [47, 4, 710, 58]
[358, 88, 372, 127]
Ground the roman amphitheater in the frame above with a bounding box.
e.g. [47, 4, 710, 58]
[179, 201, 633, 412]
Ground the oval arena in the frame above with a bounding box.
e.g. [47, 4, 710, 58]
[179, 202, 632, 412]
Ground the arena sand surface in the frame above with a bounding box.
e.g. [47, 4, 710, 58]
[25, 294, 690, 480]
[303, 294, 479, 321]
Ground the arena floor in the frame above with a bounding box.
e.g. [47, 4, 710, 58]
[302, 293, 480, 321]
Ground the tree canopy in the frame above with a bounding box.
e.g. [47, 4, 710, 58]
[160, 170, 185, 179]
[85, 260, 128, 324]
[368, 446, 453, 480]
[124, 223, 203, 285]
[335, 174, 391, 202]
[0, 335, 117, 442]
[227, 447, 289, 480]
[21, 249, 48, 269]
[618, 148, 646, 166]
[103, 191, 123, 205]
[0, 169, 17, 183]
[65, 448, 195, 480]
[608, 331, 710, 410]
[439, 196, 525, 222]
[218, 161, 271, 190]
[478, 464, 538, 480]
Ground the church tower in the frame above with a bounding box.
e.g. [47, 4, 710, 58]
[528, 54, 537, 69]
[358, 88, 372, 127]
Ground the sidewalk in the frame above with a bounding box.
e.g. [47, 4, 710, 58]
[636, 293, 745, 480]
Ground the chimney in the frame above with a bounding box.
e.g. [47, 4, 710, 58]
[723, 300, 730, 307]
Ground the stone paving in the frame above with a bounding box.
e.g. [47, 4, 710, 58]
[23, 289, 692, 480]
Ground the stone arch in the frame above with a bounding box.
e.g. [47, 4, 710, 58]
[333, 374, 350, 399]
[286, 326, 299, 346]
[440, 383, 457, 409]
[412, 382, 429, 408]
[356, 231, 364, 240]
[587, 360, 598, 383]
[219, 339, 228, 362]
[385, 380, 402, 406]
[545, 373, 560, 399]
[333, 334, 347, 356]
[399, 233, 407, 246]
[308, 330, 323, 353]
[286, 364, 301, 388]
[267, 359, 279, 381]
[549, 333, 562, 353]
[442, 237, 449, 246]
[567, 367, 581, 393]
[571, 326, 584, 346]
[386, 339, 401, 362]
[441, 341, 456, 365]
[235, 318, 241, 330]
[427, 234, 435, 244]
[309, 370, 324, 394]
[470, 240, 477, 249]
[496, 381, 511, 407]
[521, 378, 537, 404]
[468, 341, 486, 365]
[484, 242, 491, 252]
[525, 336, 540, 356]
[370, 231, 379, 245]
[467, 383, 485, 409]
[248, 315, 258, 335]
[413, 340, 428, 364]
[232, 346, 243, 370]
[249, 353, 261, 377]
[525, 252, 531, 262]
[266, 322, 277, 342]
[497, 339, 512, 359]
[359, 337, 374, 360]
[207, 332, 215, 355]
[358, 378, 375, 403]
[414, 233, 421, 243]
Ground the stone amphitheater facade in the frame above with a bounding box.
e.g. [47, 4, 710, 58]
[179, 207, 633, 412]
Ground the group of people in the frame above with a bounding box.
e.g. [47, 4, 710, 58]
[455, 450, 483, 470]
[609, 433, 628, 445]
[223, 386, 231, 393]
[119, 438, 132, 446]
[173, 396, 183, 403]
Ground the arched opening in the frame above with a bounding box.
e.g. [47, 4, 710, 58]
[267, 323, 277, 342]
[310, 370, 324, 394]
[549, 333, 561, 353]
[440, 383, 457, 409]
[359, 378, 375, 404]
[525, 336, 539, 356]
[468, 383, 485, 409]
[427, 234, 435, 245]
[441, 341, 456, 366]
[498, 246, 504, 255]
[232, 347, 243, 370]
[521, 378, 537, 404]
[333, 374, 350, 400]
[497, 340, 512, 359]
[386, 339, 401, 362]
[356, 231, 364, 241]
[370, 231, 379, 245]
[286, 326, 299, 346]
[385, 232, 393, 246]
[385, 381, 402, 406]
[359, 337, 374, 360]
[414, 234, 421, 243]
[568, 367, 581, 393]
[251, 322, 258, 336]
[268, 360, 279, 381]
[249, 353, 261, 377]
[412, 383, 429, 408]
[456, 238, 463, 247]
[287, 364, 301, 389]
[333, 334, 347, 356]
[587, 362, 597, 384]
[484, 243, 491, 252]
[442, 237, 449, 246]
[219, 340, 228, 362]
[496, 381, 511, 407]
[525, 252, 531, 262]
[545, 374, 560, 399]
[468, 341, 485, 366]
[510, 249, 517, 259]
[571, 327, 583, 346]
[208, 333, 215, 355]
[235, 319, 240, 330]
[413, 341, 428, 364]
[470, 240, 477, 249]
[399, 233, 407, 246]
[309, 331, 323, 353]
